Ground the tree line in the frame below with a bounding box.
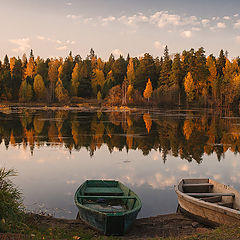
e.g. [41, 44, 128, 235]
[1, 47, 240, 107]
[0, 109, 239, 162]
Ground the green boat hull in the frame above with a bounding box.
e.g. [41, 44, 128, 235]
[74, 180, 141, 235]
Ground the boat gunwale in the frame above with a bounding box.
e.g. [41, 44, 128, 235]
[175, 179, 240, 220]
[74, 180, 142, 217]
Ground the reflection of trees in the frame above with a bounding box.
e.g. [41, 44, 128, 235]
[1, 109, 240, 163]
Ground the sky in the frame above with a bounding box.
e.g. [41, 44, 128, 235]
[0, 0, 240, 60]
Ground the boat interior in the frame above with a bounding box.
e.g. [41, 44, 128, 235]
[180, 178, 237, 209]
[78, 180, 138, 213]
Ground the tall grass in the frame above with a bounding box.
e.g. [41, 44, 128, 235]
[0, 168, 24, 232]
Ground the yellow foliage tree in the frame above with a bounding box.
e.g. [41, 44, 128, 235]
[127, 58, 135, 85]
[33, 74, 46, 101]
[184, 72, 195, 103]
[71, 63, 80, 96]
[91, 69, 105, 96]
[143, 78, 153, 101]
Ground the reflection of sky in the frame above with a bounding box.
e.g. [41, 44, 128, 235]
[1, 142, 240, 219]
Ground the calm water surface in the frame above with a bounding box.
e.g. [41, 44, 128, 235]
[1, 107, 240, 219]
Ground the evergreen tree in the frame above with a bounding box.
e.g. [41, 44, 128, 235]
[216, 49, 226, 77]
[159, 46, 172, 88]
[19, 79, 33, 102]
[135, 53, 157, 92]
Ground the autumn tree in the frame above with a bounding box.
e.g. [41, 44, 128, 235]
[143, 78, 153, 101]
[48, 59, 61, 102]
[206, 56, 217, 103]
[19, 79, 33, 102]
[71, 63, 81, 96]
[33, 74, 46, 101]
[184, 72, 195, 103]
[127, 58, 135, 85]
[91, 69, 105, 96]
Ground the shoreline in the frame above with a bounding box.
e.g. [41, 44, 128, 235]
[24, 212, 210, 239]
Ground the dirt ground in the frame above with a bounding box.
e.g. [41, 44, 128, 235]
[28, 212, 210, 239]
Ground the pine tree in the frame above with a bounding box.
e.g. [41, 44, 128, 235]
[206, 56, 217, 102]
[143, 78, 153, 101]
[91, 69, 105, 96]
[159, 45, 172, 88]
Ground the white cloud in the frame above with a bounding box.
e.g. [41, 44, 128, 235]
[65, 2, 72, 6]
[223, 16, 231, 20]
[181, 30, 192, 38]
[234, 14, 239, 17]
[111, 49, 123, 57]
[66, 14, 81, 19]
[192, 27, 201, 31]
[37, 35, 45, 41]
[56, 45, 68, 51]
[101, 16, 116, 26]
[154, 41, 164, 51]
[216, 22, 226, 29]
[201, 19, 210, 26]
[234, 20, 240, 28]
[9, 38, 31, 53]
[150, 11, 181, 28]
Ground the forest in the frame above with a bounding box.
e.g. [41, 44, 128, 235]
[0, 47, 240, 107]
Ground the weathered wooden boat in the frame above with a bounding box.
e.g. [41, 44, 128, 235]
[74, 180, 142, 235]
[175, 178, 240, 226]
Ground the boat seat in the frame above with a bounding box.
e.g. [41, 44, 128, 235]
[78, 195, 136, 199]
[217, 202, 233, 208]
[200, 196, 222, 203]
[182, 183, 213, 187]
[187, 193, 235, 198]
[183, 183, 213, 193]
[84, 187, 124, 196]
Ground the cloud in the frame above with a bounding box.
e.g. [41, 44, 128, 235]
[65, 2, 72, 6]
[37, 35, 45, 41]
[56, 45, 68, 51]
[234, 14, 239, 17]
[101, 16, 116, 26]
[192, 27, 201, 31]
[201, 19, 210, 26]
[223, 16, 231, 20]
[181, 30, 192, 38]
[234, 20, 240, 28]
[9, 38, 31, 53]
[154, 41, 164, 51]
[111, 49, 123, 57]
[216, 22, 226, 29]
[66, 14, 81, 20]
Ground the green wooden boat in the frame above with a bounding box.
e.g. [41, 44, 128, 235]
[74, 180, 142, 235]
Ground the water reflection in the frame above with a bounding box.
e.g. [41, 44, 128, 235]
[0, 108, 240, 218]
[1, 108, 240, 162]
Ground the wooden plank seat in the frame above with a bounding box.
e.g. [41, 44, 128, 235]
[182, 183, 213, 187]
[183, 183, 214, 193]
[78, 195, 136, 199]
[187, 193, 235, 198]
[217, 202, 233, 208]
[200, 196, 222, 203]
[84, 187, 123, 196]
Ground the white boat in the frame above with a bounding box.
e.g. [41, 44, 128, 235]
[175, 178, 240, 226]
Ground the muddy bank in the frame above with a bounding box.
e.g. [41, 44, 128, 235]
[28, 212, 210, 239]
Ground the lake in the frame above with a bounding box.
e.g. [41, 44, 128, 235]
[0, 107, 240, 219]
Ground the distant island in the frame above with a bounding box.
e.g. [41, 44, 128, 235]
[0, 47, 239, 109]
